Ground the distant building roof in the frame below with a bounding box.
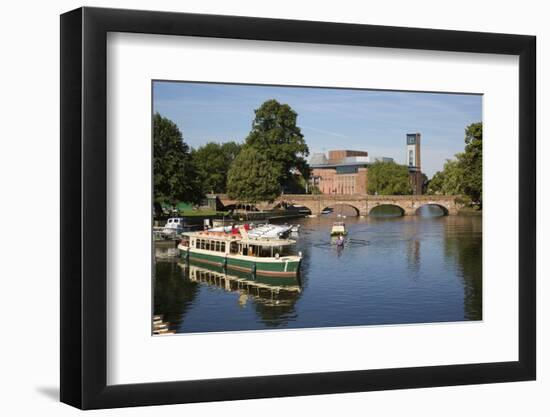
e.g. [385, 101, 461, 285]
[311, 161, 369, 169]
[309, 153, 328, 165]
[342, 156, 370, 164]
[310, 155, 394, 169]
[310, 150, 395, 169]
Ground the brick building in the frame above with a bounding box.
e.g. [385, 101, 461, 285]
[309, 150, 393, 195]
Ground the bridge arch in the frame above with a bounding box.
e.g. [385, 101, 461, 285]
[369, 204, 406, 217]
[272, 201, 313, 215]
[415, 203, 449, 216]
[320, 203, 361, 217]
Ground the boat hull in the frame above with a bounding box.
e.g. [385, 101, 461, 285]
[185, 259, 301, 287]
[330, 231, 348, 236]
[178, 246, 301, 278]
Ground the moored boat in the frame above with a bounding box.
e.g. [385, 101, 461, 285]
[155, 217, 188, 239]
[178, 226, 302, 277]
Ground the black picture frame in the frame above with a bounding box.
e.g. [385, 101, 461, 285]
[60, 6, 536, 410]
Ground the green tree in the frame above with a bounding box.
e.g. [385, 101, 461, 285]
[428, 159, 464, 195]
[460, 122, 482, 204]
[427, 170, 445, 195]
[192, 141, 242, 194]
[244, 99, 309, 189]
[421, 173, 429, 194]
[227, 147, 282, 202]
[427, 122, 482, 206]
[367, 161, 413, 195]
[153, 113, 201, 205]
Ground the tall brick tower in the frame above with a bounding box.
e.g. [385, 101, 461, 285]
[406, 133, 423, 195]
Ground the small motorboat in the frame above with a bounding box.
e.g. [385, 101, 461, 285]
[162, 217, 186, 237]
[330, 222, 347, 237]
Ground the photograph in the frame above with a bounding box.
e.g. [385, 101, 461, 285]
[152, 81, 483, 335]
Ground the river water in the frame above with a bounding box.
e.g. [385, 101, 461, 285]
[154, 208, 482, 333]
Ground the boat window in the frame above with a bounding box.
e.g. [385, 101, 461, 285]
[221, 242, 226, 253]
[200, 239, 205, 249]
[205, 240, 210, 251]
[230, 242, 238, 254]
[168, 219, 172, 223]
[260, 247, 271, 257]
[274, 245, 291, 257]
[215, 241, 220, 252]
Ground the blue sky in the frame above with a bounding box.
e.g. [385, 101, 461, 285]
[153, 81, 482, 177]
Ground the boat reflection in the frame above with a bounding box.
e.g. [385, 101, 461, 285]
[178, 261, 302, 309]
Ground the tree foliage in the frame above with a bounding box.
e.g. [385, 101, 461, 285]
[227, 147, 282, 202]
[153, 113, 201, 205]
[367, 161, 413, 195]
[461, 122, 482, 203]
[427, 122, 482, 205]
[427, 159, 464, 195]
[244, 99, 309, 188]
[192, 141, 242, 194]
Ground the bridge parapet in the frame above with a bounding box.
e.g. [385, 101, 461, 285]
[214, 194, 464, 216]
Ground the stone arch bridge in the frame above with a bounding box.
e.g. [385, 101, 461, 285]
[215, 194, 464, 216]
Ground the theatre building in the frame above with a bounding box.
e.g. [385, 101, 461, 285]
[309, 150, 393, 195]
[309, 133, 423, 195]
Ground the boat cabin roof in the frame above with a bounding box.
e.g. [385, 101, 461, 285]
[241, 237, 296, 247]
[182, 231, 296, 246]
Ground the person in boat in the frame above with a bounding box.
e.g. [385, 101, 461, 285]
[336, 235, 345, 247]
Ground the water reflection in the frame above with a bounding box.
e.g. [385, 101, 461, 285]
[442, 216, 482, 319]
[153, 260, 199, 330]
